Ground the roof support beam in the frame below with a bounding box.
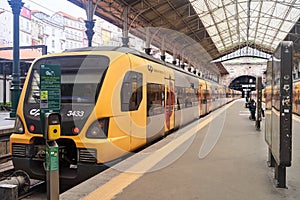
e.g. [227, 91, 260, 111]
[195, 1, 236, 18]
[165, 0, 208, 46]
[253, 0, 263, 46]
[246, 0, 251, 46]
[261, 1, 277, 47]
[221, 0, 234, 47]
[69, 0, 300, 72]
[270, 0, 297, 46]
[235, 0, 241, 47]
[203, 0, 226, 48]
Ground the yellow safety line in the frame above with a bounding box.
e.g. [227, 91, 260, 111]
[84, 101, 235, 200]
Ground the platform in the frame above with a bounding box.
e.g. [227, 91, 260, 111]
[0, 112, 14, 132]
[58, 99, 299, 199]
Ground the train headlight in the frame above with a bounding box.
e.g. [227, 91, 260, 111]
[86, 118, 109, 138]
[14, 116, 24, 134]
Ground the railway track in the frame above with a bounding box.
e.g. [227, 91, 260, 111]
[0, 155, 70, 199]
[0, 128, 13, 161]
[0, 128, 86, 199]
[0, 128, 47, 199]
[0, 127, 13, 175]
[0, 154, 12, 164]
[18, 180, 46, 199]
[0, 155, 14, 182]
[0, 129, 14, 180]
[0, 165, 46, 199]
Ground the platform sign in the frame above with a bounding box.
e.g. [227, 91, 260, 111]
[265, 41, 293, 188]
[271, 41, 293, 167]
[39, 64, 61, 134]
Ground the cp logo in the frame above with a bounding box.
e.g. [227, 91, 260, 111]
[148, 65, 153, 73]
[29, 108, 40, 116]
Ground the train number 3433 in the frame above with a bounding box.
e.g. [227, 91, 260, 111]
[66, 110, 85, 117]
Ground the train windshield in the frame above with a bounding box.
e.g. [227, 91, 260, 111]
[26, 55, 110, 104]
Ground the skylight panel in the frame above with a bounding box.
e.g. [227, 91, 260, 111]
[190, 0, 299, 53]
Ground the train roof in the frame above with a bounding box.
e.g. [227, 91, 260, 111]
[64, 46, 170, 66]
[64, 46, 167, 67]
[64, 46, 220, 84]
[64, 46, 143, 56]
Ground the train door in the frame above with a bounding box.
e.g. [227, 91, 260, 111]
[294, 82, 300, 114]
[206, 82, 213, 112]
[127, 55, 147, 151]
[164, 74, 175, 133]
[145, 63, 166, 143]
[212, 83, 218, 110]
[199, 79, 207, 116]
[219, 85, 225, 107]
[225, 87, 229, 103]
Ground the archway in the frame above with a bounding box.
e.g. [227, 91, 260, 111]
[229, 75, 256, 98]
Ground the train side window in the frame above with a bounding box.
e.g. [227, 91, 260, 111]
[176, 86, 184, 110]
[28, 69, 41, 103]
[121, 71, 143, 112]
[147, 83, 165, 116]
[193, 88, 199, 106]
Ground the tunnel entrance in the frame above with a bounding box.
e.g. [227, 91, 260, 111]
[229, 75, 256, 98]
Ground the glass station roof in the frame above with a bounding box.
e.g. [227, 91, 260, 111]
[190, 0, 300, 53]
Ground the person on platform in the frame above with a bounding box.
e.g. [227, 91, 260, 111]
[249, 99, 256, 120]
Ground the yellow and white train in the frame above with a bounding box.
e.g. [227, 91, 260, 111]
[11, 47, 241, 183]
[293, 80, 300, 114]
[262, 79, 300, 115]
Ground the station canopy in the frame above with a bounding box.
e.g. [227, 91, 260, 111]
[191, 0, 300, 55]
[68, 0, 300, 76]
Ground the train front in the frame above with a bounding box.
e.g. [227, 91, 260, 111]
[10, 52, 119, 182]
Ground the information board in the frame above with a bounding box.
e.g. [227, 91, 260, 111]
[40, 64, 61, 110]
[39, 64, 61, 134]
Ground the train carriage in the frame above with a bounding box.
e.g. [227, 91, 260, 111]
[206, 81, 213, 113]
[293, 80, 300, 114]
[198, 79, 207, 116]
[10, 47, 239, 183]
[209, 81, 221, 111]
